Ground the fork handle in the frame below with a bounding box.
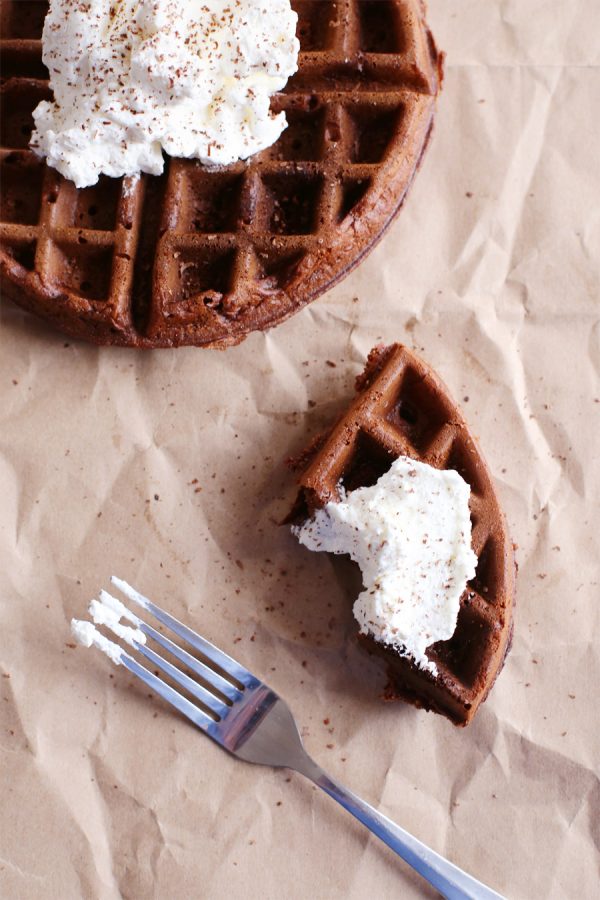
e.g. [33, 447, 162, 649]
[306, 768, 505, 900]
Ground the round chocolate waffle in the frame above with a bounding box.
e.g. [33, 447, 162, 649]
[0, 1, 442, 348]
[288, 344, 516, 726]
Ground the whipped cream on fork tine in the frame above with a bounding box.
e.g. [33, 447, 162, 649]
[32, 0, 299, 187]
[71, 583, 146, 664]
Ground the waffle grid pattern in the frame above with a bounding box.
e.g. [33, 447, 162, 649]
[294, 344, 514, 723]
[0, 0, 441, 346]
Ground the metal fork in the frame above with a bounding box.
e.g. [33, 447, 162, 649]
[72, 578, 504, 900]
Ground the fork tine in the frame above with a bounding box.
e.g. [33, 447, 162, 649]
[134, 640, 230, 719]
[92, 587, 240, 701]
[138, 622, 242, 703]
[120, 652, 219, 737]
[111, 576, 260, 689]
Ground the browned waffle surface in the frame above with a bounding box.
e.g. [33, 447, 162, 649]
[0, 1, 442, 348]
[289, 344, 516, 726]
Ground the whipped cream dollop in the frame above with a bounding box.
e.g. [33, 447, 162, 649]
[31, 0, 299, 188]
[293, 457, 478, 674]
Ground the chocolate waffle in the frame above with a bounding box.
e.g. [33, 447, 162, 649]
[289, 345, 516, 726]
[0, 1, 442, 348]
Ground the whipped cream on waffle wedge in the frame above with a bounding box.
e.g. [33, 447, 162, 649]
[293, 457, 478, 674]
[31, 0, 299, 188]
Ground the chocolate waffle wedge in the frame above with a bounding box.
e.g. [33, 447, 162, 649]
[289, 345, 516, 726]
[0, 1, 442, 348]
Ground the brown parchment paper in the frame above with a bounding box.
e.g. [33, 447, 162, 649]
[1, 3, 599, 898]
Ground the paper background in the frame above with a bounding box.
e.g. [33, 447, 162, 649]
[1, 2, 599, 898]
